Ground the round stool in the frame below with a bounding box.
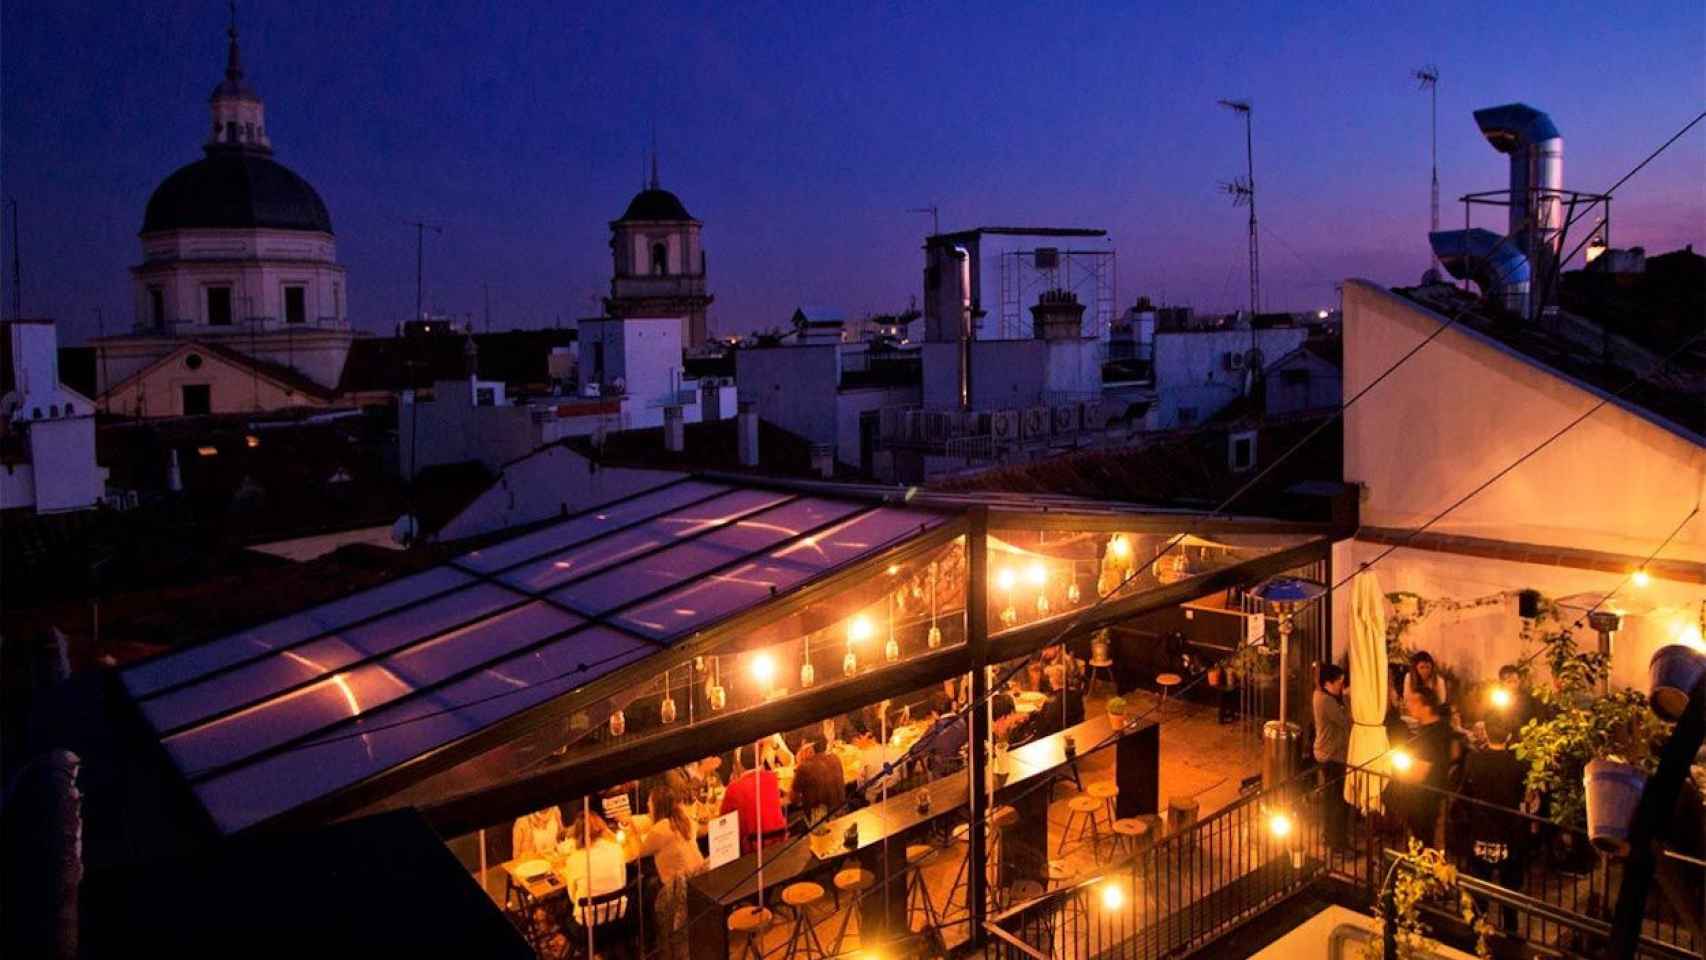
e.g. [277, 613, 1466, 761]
[1156, 672, 1182, 706]
[1059, 794, 1108, 857]
[729, 905, 774, 960]
[1112, 817, 1151, 856]
[779, 882, 828, 960]
[830, 868, 875, 953]
[1087, 656, 1116, 695]
[943, 821, 973, 922]
[903, 844, 941, 934]
[1087, 780, 1120, 824]
[1009, 879, 1046, 905]
[1168, 795, 1200, 836]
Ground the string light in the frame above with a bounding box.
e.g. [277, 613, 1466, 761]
[1109, 535, 1130, 560]
[995, 567, 1016, 593]
[1390, 749, 1414, 774]
[1489, 686, 1513, 710]
[1026, 561, 1047, 588]
[1067, 581, 1081, 604]
[1099, 883, 1125, 910]
[843, 649, 858, 676]
[751, 652, 776, 687]
[1267, 810, 1294, 839]
[1632, 569, 1652, 588]
[609, 708, 626, 736]
[848, 615, 874, 644]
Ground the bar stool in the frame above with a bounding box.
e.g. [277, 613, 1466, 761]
[1168, 795, 1199, 835]
[1087, 780, 1119, 825]
[1086, 654, 1116, 696]
[728, 905, 774, 960]
[941, 821, 973, 924]
[779, 882, 829, 960]
[1155, 672, 1182, 707]
[903, 844, 943, 935]
[1059, 794, 1109, 857]
[1111, 817, 1151, 856]
[830, 867, 875, 953]
[987, 805, 1019, 911]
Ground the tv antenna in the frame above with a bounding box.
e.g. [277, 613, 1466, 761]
[1218, 99, 1259, 324]
[404, 219, 443, 324]
[1412, 66, 1441, 266]
[908, 205, 940, 237]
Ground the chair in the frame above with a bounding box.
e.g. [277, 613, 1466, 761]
[780, 882, 829, 960]
[830, 867, 876, 953]
[1111, 817, 1151, 857]
[1155, 672, 1182, 708]
[1086, 654, 1116, 696]
[1087, 780, 1119, 824]
[566, 885, 636, 960]
[1059, 794, 1109, 858]
[903, 844, 943, 935]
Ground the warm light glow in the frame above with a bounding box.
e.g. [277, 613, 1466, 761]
[1109, 536, 1130, 559]
[1390, 749, 1414, 774]
[1026, 561, 1047, 587]
[244, 434, 260, 448]
[1632, 569, 1652, 589]
[885, 637, 900, 663]
[1489, 687, 1513, 710]
[848, 615, 874, 644]
[995, 567, 1016, 592]
[886, 564, 900, 576]
[1099, 883, 1125, 910]
[1317, 309, 1330, 320]
[196, 446, 218, 457]
[751, 653, 776, 686]
[1674, 620, 1706, 651]
[1267, 811, 1294, 839]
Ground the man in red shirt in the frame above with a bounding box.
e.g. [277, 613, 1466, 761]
[720, 746, 788, 855]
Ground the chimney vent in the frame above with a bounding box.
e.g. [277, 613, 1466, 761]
[663, 405, 685, 453]
[737, 400, 759, 467]
[809, 443, 834, 479]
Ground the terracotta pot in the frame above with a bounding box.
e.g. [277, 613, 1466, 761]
[1649, 644, 1706, 722]
[1584, 758, 1647, 856]
[1207, 667, 1224, 688]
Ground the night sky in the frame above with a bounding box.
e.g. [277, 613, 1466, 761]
[5, 1, 1703, 345]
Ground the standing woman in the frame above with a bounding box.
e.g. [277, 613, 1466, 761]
[1312, 664, 1351, 848]
[631, 786, 705, 960]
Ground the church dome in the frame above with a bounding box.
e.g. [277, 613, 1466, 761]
[619, 188, 693, 222]
[142, 149, 332, 235]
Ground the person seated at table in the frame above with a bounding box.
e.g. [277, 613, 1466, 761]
[1018, 658, 1047, 694]
[560, 811, 628, 927]
[991, 692, 1023, 743]
[1040, 645, 1085, 691]
[1044, 664, 1085, 725]
[1403, 651, 1451, 713]
[512, 804, 565, 859]
[848, 715, 905, 802]
[920, 693, 969, 775]
[628, 785, 705, 960]
[758, 731, 797, 772]
[666, 755, 723, 803]
[790, 747, 848, 826]
[721, 744, 789, 855]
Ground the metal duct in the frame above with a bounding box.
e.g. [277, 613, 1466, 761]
[1429, 227, 1532, 316]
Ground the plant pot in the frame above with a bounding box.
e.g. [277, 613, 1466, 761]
[1649, 644, 1706, 722]
[1584, 758, 1647, 856]
[1207, 667, 1223, 688]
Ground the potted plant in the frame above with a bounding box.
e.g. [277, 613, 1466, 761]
[1105, 695, 1128, 724]
[1207, 663, 1224, 688]
[1515, 628, 1669, 862]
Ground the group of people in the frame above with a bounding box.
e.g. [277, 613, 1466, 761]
[1312, 651, 1538, 929]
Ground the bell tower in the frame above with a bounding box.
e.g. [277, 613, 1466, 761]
[606, 150, 712, 346]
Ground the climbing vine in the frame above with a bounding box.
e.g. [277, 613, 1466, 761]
[1364, 839, 1494, 960]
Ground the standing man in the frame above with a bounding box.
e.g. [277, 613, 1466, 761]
[1313, 664, 1351, 848]
[1462, 712, 1530, 931]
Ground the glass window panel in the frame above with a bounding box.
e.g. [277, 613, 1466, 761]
[552, 500, 864, 616]
[122, 567, 476, 698]
[140, 582, 524, 734]
[454, 480, 729, 574]
[190, 626, 651, 834]
[774, 508, 947, 572]
[163, 602, 583, 778]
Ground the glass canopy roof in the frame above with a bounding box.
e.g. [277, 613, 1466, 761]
[119, 477, 951, 834]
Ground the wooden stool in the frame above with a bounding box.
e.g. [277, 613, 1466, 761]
[1087, 656, 1116, 695]
[780, 882, 828, 960]
[830, 868, 875, 954]
[1059, 794, 1108, 857]
[942, 821, 973, 925]
[904, 844, 942, 934]
[1155, 672, 1182, 706]
[1087, 780, 1119, 825]
[729, 905, 774, 960]
[1111, 817, 1151, 856]
[1168, 795, 1199, 835]
[1009, 879, 1046, 905]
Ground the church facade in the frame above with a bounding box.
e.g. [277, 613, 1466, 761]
[604, 160, 714, 348]
[94, 16, 352, 417]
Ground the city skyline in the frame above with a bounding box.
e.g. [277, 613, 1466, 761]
[4, 0, 1703, 345]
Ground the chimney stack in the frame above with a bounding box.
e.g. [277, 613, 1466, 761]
[663, 405, 685, 453]
[1031, 289, 1086, 340]
[809, 443, 834, 479]
[737, 400, 759, 467]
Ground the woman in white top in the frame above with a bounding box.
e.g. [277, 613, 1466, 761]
[511, 805, 564, 860]
[629, 785, 706, 960]
[560, 812, 628, 927]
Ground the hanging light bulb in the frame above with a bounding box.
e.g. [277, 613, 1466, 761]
[885, 636, 900, 662]
[709, 684, 726, 711]
[848, 615, 874, 644]
[1035, 593, 1050, 616]
[1001, 605, 1018, 627]
[927, 624, 943, 648]
[1109, 535, 1130, 561]
[800, 661, 815, 688]
[1026, 561, 1047, 588]
[995, 567, 1016, 593]
[660, 695, 677, 724]
[1067, 581, 1081, 604]
[609, 708, 627, 736]
[708, 656, 726, 710]
[843, 648, 858, 676]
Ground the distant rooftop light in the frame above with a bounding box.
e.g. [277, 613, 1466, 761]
[196, 446, 218, 457]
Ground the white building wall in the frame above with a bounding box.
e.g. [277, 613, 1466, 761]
[577, 316, 686, 409]
[735, 345, 841, 447]
[399, 381, 540, 476]
[29, 417, 105, 512]
[835, 385, 920, 468]
[434, 445, 684, 542]
[1342, 280, 1706, 560]
[0, 460, 36, 510]
[1148, 327, 1308, 428]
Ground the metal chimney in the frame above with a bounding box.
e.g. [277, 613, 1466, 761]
[737, 400, 759, 467]
[663, 404, 685, 453]
[954, 245, 973, 410]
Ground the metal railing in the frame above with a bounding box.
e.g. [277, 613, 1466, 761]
[983, 765, 1703, 960]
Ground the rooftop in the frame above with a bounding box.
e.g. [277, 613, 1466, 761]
[336, 329, 577, 395]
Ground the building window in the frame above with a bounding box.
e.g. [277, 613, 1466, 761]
[182, 384, 212, 416]
[185, 353, 204, 370]
[651, 242, 668, 276]
[333, 282, 341, 320]
[225, 121, 238, 143]
[149, 288, 166, 329]
[284, 286, 306, 324]
[1229, 430, 1256, 472]
[206, 287, 233, 326]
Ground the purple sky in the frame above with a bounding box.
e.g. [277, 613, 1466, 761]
[5, 1, 1703, 344]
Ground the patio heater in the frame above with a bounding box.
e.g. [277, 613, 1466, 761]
[1249, 576, 1326, 793]
[1587, 610, 1621, 696]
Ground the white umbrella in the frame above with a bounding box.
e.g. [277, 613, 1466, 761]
[1346, 571, 1391, 813]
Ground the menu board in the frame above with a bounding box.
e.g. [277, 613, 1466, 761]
[706, 811, 740, 869]
[601, 793, 631, 823]
[1245, 613, 1266, 646]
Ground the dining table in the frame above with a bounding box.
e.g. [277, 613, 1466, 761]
[685, 712, 1160, 960]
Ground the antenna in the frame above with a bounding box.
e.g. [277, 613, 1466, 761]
[6, 197, 19, 321]
[908, 205, 940, 237]
[404, 219, 444, 325]
[1412, 66, 1441, 266]
[1217, 99, 1259, 326]
[482, 280, 495, 333]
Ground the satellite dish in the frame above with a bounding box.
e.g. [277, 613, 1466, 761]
[391, 514, 420, 546]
